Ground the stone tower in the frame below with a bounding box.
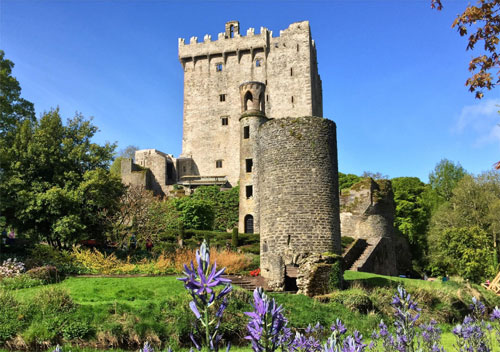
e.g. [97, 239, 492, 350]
[258, 116, 341, 290]
[178, 21, 323, 187]
[238, 81, 268, 234]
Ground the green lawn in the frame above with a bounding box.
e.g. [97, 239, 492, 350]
[11, 276, 186, 306]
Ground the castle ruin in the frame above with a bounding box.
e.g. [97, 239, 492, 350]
[122, 21, 409, 292]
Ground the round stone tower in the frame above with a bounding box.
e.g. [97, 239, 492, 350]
[258, 116, 341, 290]
[238, 82, 268, 234]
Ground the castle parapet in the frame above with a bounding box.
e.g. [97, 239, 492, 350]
[178, 20, 310, 61]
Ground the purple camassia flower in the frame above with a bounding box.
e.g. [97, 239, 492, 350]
[178, 240, 232, 351]
[453, 298, 492, 352]
[330, 319, 347, 335]
[245, 287, 289, 352]
[291, 332, 322, 352]
[490, 307, 500, 321]
[323, 335, 366, 352]
[420, 320, 444, 352]
[141, 341, 154, 352]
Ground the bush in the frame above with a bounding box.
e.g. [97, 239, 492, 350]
[25, 244, 80, 274]
[35, 288, 75, 315]
[328, 289, 373, 313]
[26, 265, 62, 284]
[0, 274, 44, 289]
[0, 291, 25, 343]
[62, 319, 95, 340]
[22, 321, 58, 347]
[231, 227, 239, 248]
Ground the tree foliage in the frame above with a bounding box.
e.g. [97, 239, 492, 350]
[432, 0, 500, 98]
[0, 50, 35, 138]
[118, 145, 139, 160]
[106, 186, 181, 246]
[391, 177, 431, 264]
[0, 109, 124, 248]
[173, 197, 215, 231]
[428, 159, 467, 202]
[189, 185, 239, 231]
[428, 171, 500, 282]
[338, 172, 362, 191]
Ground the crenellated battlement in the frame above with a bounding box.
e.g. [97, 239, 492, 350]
[178, 20, 310, 61]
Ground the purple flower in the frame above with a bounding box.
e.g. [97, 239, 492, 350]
[245, 287, 290, 352]
[331, 319, 347, 335]
[490, 307, 500, 321]
[178, 240, 232, 351]
[141, 342, 154, 352]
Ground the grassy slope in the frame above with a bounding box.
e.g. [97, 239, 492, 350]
[4, 272, 500, 351]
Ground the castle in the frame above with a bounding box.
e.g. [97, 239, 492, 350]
[122, 20, 342, 292]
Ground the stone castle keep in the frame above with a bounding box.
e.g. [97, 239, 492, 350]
[122, 21, 408, 292]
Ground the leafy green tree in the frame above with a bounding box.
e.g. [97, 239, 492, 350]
[434, 226, 496, 283]
[428, 171, 500, 280]
[0, 109, 124, 248]
[173, 197, 214, 230]
[0, 50, 35, 138]
[428, 159, 467, 202]
[392, 177, 431, 265]
[338, 172, 361, 191]
[189, 185, 239, 231]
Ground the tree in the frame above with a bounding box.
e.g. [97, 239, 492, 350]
[118, 145, 139, 160]
[173, 197, 215, 231]
[338, 172, 361, 191]
[428, 159, 467, 202]
[392, 177, 431, 265]
[0, 109, 124, 248]
[107, 186, 181, 246]
[437, 226, 495, 283]
[0, 50, 35, 138]
[189, 185, 239, 231]
[432, 0, 500, 98]
[427, 171, 500, 280]
[361, 171, 388, 180]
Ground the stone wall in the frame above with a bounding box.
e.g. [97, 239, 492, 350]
[135, 149, 176, 197]
[258, 116, 341, 289]
[120, 158, 151, 190]
[179, 21, 322, 186]
[340, 178, 411, 276]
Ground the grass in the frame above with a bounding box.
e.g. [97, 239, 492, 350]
[2, 271, 500, 351]
[11, 276, 185, 306]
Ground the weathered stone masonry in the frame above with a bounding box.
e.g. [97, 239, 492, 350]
[258, 116, 341, 290]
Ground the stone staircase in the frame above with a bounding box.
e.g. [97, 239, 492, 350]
[349, 238, 382, 271]
[224, 275, 266, 291]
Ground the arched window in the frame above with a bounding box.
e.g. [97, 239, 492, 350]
[244, 215, 254, 234]
[229, 25, 234, 38]
[244, 91, 253, 111]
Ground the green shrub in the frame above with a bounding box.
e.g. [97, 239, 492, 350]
[329, 260, 343, 290]
[231, 227, 239, 248]
[25, 244, 81, 274]
[62, 319, 95, 340]
[0, 291, 24, 343]
[0, 274, 44, 289]
[35, 287, 75, 315]
[26, 265, 62, 283]
[329, 289, 373, 314]
[22, 321, 58, 347]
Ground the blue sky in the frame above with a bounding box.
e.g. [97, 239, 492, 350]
[2, 0, 499, 182]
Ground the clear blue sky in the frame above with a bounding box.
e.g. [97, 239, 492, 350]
[2, 0, 499, 182]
